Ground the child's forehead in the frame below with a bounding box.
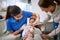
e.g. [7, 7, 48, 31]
[30, 16, 35, 19]
[31, 16, 34, 18]
[30, 18, 35, 20]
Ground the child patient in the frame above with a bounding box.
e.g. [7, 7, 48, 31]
[21, 16, 36, 40]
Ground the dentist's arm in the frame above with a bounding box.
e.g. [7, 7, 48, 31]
[41, 24, 60, 39]
[48, 24, 60, 37]
[11, 25, 26, 35]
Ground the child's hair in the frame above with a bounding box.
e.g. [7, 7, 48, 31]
[30, 16, 36, 21]
[29, 16, 36, 23]
[38, 0, 55, 8]
[6, 5, 21, 20]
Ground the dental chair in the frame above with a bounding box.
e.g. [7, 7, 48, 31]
[0, 19, 22, 40]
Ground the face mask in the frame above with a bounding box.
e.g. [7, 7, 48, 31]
[47, 12, 52, 16]
[14, 16, 22, 20]
[46, 12, 52, 20]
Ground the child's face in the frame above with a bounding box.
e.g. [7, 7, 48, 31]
[29, 19, 35, 24]
[29, 19, 35, 26]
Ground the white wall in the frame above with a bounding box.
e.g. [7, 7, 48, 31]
[20, 0, 28, 3]
[31, 0, 40, 13]
[0, 0, 31, 11]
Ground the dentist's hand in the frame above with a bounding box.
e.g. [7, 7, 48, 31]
[41, 34, 49, 39]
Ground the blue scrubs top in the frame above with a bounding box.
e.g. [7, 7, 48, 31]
[6, 11, 32, 35]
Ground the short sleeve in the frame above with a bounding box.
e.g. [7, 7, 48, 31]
[6, 20, 13, 31]
[23, 11, 32, 18]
